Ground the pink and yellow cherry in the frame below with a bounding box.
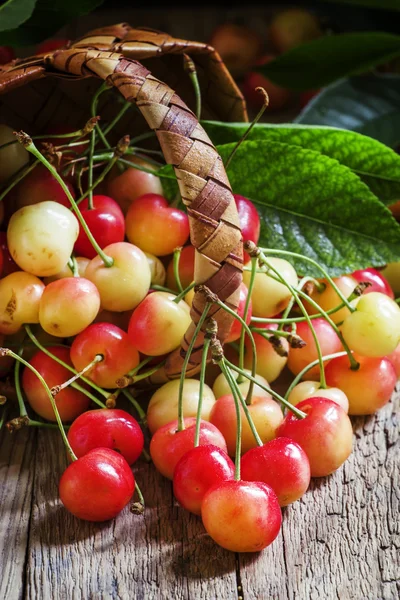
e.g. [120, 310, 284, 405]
[325, 353, 396, 415]
[59, 448, 135, 521]
[74, 195, 125, 259]
[278, 397, 353, 477]
[225, 283, 252, 343]
[85, 242, 151, 312]
[39, 277, 100, 337]
[268, 8, 322, 53]
[43, 256, 90, 284]
[149, 417, 227, 479]
[209, 394, 283, 456]
[233, 195, 261, 261]
[306, 275, 358, 324]
[387, 342, 400, 378]
[7, 201, 79, 277]
[241, 438, 311, 506]
[244, 322, 288, 383]
[201, 480, 282, 552]
[352, 267, 394, 299]
[166, 245, 195, 291]
[107, 154, 163, 215]
[288, 380, 349, 413]
[67, 409, 144, 465]
[341, 292, 400, 358]
[0, 232, 19, 276]
[128, 291, 191, 356]
[381, 262, 400, 297]
[0, 124, 29, 183]
[70, 322, 139, 389]
[144, 252, 166, 287]
[213, 368, 271, 401]
[287, 318, 342, 380]
[243, 257, 298, 318]
[147, 379, 216, 434]
[173, 445, 235, 515]
[125, 194, 189, 256]
[15, 164, 75, 209]
[93, 309, 132, 332]
[0, 271, 45, 335]
[22, 346, 90, 421]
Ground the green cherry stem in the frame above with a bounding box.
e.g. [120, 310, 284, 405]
[0, 406, 8, 432]
[14, 352, 27, 418]
[183, 54, 202, 121]
[174, 282, 195, 304]
[285, 351, 348, 400]
[217, 356, 243, 480]
[238, 256, 257, 382]
[194, 334, 211, 447]
[87, 129, 96, 210]
[173, 247, 183, 294]
[103, 102, 132, 137]
[50, 354, 104, 396]
[122, 389, 147, 424]
[67, 256, 80, 277]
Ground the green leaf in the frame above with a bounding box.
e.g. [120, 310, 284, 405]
[217, 140, 400, 276]
[0, 0, 105, 45]
[202, 120, 400, 205]
[0, 0, 36, 32]
[259, 33, 400, 91]
[295, 74, 400, 150]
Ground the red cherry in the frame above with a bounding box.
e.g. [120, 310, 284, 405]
[125, 193, 190, 256]
[59, 448, 135, 521]
[241, 438, 311, 506]
[233, 194, 260, 262]
[173, 445, 234, 515]
[67, 409, 144, 465]
[14, 164, 75, 209]
[299, 89, 320, 109]
[225, 282, 252, 343]
[0, 231, 19, 276]
[201, 480, 282, 552]
[150, 417, 227, 480]
[352, 267, 394, 299]
[74, 195, 125, 259]
[242, 56, 291, 112]
[40, 125, 88, 157]
[37, 39, 69, 54]
[387, 342, 400, 378]
[277, 397, 353, 477]
[0, 47, 14, 65]
[166, 244, 195, 291]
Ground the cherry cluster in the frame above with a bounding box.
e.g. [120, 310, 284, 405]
[0, 100, 399, 555]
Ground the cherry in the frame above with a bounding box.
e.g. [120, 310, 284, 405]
[287, 318, 342, 380]
[277, 397, 353, 477]
[173, 445, 235, 515]
[241, 438, 311, 506]
[0, 231, 19, 276]
[268, 8, 322, 53]
[149, 417, 227, 480]
[145, 252, 167, 287]
[70, 322, 139, 388]
[306, 275, 358, 324]
[381, 262, 400, 297]
[225, 282, 252, 343]
[209, 394, 283, 456]
[147, 379, 216, 434]
[201, 480, 282, 552]
[74, 195, 125, 259]
[39, 125, 88, 158]
[37, 39, 68, 54]
[352, 267, 394, 299]
[325, 353, 396, 415]
[0, 47, 14, 65]
[209, 23, 263, 77]
[0, 124, 29, 184]
[288, 380, 349, 413]
[39, 277, 100, 337]
[166, 245, 195, 292]
[233, 195, 261, 262]
[14, 164, 75, 210]
[299, 89, 320, 109]
[93, 308, 133, 332]
[125, 193, 190, 256]
[0, 271, 45, 335]
[244, 322, 288, 383]
[242, 56, 291, 113]
[67, 409, 144, 465]
[43, 256, 90, 285]
[387, 342, 400, 378]
[213, 369, 271, 401]
[59, 448, 135, 521]
[22, 346, 90, 422]
[128, 291, 191, 356]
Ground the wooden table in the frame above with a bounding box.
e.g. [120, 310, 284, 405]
[1, 390, 399, 600]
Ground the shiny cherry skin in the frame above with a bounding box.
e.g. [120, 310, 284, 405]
[70, 322, 139, 389]
[277, 397, 353, 477]
[173, 445, 235, 515]
[125, 193, 190, 256]
[387, 342, 400, 378]
[150, 417, 227, 480]
[233, 194, 260, 262]
[74, 195, 125, 259]
[225, 282, 252, 343]
[67, 409, 144, 465]
[352, 267, 394, 299]
[244, 322, 288, 383]
[15, 164, 75, 209]
[241, 438, 311, 506]
[59, 448, 135, 521]
[22, 346, 90, 422]
[201, 480, 282, 552]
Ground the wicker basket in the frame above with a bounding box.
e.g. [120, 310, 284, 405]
[0, 24, 248, 381]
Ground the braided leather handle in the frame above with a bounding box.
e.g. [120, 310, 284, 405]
[0, 25, 245, 380]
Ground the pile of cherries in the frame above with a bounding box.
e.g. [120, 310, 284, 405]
[0, 108, 400, 555]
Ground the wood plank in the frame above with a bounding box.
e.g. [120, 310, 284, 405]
[239, 391, 400, 600]
[0, 427, 37, 600]
[25, 430, 238, 600]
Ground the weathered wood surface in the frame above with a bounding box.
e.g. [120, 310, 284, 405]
[1, 389, 399, 600]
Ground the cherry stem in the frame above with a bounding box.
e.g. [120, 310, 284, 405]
[225, 87, 269, 171]
[87, 130, 96, 210]
[103, 101, 131, 137]
[0, 160, 39, 203]
[67, 256, 80, 277]
[183, 54, 202, 120]
[122, 389, 147, 423]
[238, 256, 257, 382]
[24, 326, 108, 405]
[177, 303, 211, 431]
[51, 354, 103, 396]
[14, 350, 27, 417]
[174, 281, 195, 304]
[16, 134, 115, 268]
[172, 247, 183, 294]
[134, 481, 145, 511]
[194, 334, 211, 447]
[277, 276, 319, 332]
[1, 348, 77, 461]
[90, 82, 111, 150]
[285, 351, 349, 400]
[0, 407, 8, 432]
[218, 357, 242, 480]
[74, 155, 119, 204]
